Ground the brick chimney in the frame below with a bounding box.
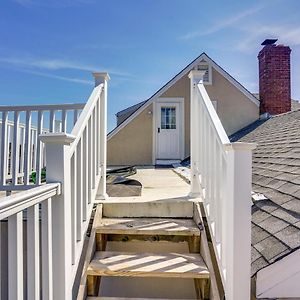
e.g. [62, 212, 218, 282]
[258, 39, 291, 115]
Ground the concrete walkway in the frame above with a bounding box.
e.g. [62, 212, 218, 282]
[111, 167, 190, 202]
[99, 167, 194, 217]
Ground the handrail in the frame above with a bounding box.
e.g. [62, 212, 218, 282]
[70, 84, 103, 152]
[0, 183, 60, 218]
[189, 70, 256, 300]
[196, 83, 230, 145]
[0, 103, 85, 111]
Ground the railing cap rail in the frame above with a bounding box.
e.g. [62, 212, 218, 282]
[224, 142, 257, 151]
[39, 132, 76, 145]
[0, 183, 60, 219]
[0, 103, 85, 112]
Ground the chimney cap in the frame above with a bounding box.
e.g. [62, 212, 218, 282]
[261, 39, 278, 46]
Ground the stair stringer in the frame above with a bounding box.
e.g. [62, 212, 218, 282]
[194, 202, 223, 300]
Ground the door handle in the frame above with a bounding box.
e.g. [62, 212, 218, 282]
[158, 127, 160, 133]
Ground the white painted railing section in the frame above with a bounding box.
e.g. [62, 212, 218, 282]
[0, 72, 109, 300]
[39, 72, 109, 299]
[0, 183, 60, 300]
[189, 70, 256, 300]
[0, 103, 85, 192]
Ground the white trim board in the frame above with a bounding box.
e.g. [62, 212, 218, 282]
[152, 97, 185, 165]
[108, 52, 259, 141]
[256, 248, 300, 298]
[156, 159, 181, 165]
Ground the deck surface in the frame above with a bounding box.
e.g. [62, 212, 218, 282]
[98, 167, 190, 203]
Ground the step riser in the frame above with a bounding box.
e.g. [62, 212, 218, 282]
[102, 202, 193, 218]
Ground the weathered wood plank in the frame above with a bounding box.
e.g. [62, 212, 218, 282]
[106, 234, 188, 243]
[77, 204, 103, 300]
[87, 298, 189, 300]
[87, 251, 209, 279]
[87, 297, 188, 300]
[95, 218, 200, 236]
[194, 202, 222, 300]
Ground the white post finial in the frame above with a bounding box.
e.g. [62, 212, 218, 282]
[92, 72, 110, 87]
[188, 70, 206, 85]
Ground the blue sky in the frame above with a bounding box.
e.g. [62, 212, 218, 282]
[1, 0, 300, 131]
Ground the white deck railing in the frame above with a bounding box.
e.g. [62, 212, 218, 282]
[0, 183, 61, 300]
[0, 103, 85, 192]
[0, 72, 109, 300]
[189, 70, 256, 300]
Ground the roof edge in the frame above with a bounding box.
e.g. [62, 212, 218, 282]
[108, 52, 260, 139]
[256, 248, 300, 298]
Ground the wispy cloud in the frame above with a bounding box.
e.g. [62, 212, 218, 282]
[235, 23, 300, 53]
[0, 56, 132, 77]
[19, 69, 93, 85]
[179, 5, 264, 40]
[13, 0, 94, 8]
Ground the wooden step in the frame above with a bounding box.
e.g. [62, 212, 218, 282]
[95, 218, 200, 236]
[87, 297, 184, 300]
[87, 251, 209, 279]
[101, 198, 194, 218]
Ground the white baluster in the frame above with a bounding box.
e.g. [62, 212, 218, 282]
[71, 151, 77, 264]
[88, 117, 93, 200]
[27, 204, 40, 300]
[76, 140, 83, 241]
[42, 197, 53, 300]
[61, 110, 67, 132]
[73, 109, 78, 125]
[1, 111, 8, 185]
[49, 110, 55, 133]
[12, 111, 20, 186]
[8, 211, 23, 300]
[36, 111, 44, 185]
[96, 100, 100, 175]
[24, 111, 32, 185]
[92, 108, 96, 189]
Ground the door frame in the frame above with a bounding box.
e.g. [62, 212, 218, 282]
[152, 97, 185, 165]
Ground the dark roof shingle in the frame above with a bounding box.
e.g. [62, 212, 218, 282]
[233, 109, 300, 276]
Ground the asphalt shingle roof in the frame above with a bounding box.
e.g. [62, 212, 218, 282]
[231, 109, 300, 276]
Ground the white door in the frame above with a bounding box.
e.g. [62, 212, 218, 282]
[156, 103, 181, 160]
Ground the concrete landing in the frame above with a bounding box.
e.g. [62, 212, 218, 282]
[98, 168, 195, 218]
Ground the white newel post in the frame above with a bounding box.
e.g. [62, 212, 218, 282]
[188, 70, 206, 198]
[40, 133, 75, 300]
[225, 142, 256, 300]
[93, 72, 110, 200]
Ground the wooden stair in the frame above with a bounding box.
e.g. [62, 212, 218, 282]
[77, 204, 211, 300]
[86, 297, 185, 300]
[88, 251, 209, 278]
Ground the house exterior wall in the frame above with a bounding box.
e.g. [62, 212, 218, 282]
[107, 67, 259, 166]
[107, 104, 153, 165]
[205, 68, 259, 135]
